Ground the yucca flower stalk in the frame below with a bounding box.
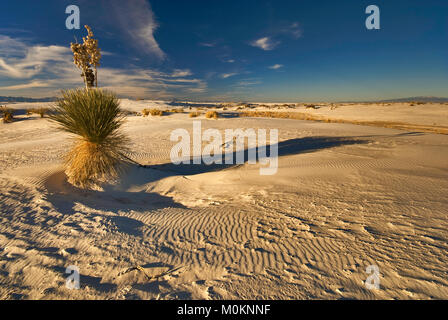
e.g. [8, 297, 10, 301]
[71, 25, 101, 89]
[50, 89, 130, 188]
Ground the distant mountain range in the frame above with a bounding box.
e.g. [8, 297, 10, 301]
[376, 96, 448, 103]
[0, 96, 57, 103]
[1, 95, 447, 104]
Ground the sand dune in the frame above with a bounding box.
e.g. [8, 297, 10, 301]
[0, 101, 447, 299]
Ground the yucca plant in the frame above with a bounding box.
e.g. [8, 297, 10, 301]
[49, 89, 130, 188]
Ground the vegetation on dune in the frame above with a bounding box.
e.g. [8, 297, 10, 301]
[168, 108, 184, 113]
[189, 111, 201, 118]
[238, 110, 448, 135]
[50, 89, 130, 188]
[49, 27, 131, 188]
[71, 25, 101, 89]
[205, 110, 219, 119]
[0, 106, 14, 123]
[142, 108, 165, 116]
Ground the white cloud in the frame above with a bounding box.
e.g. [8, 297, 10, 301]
[235, 79, 261, 87]
[287, 22, 302, 39]
[170, 69, 193, 77]
[0, 81, 49, 90]
[0, 42, 71, 79]
[199, 42, 215, 47]
[0, 36, 206, 99]
[250, 37, 279, 51]
[108, 0, 165, 59]
[221, 73, 238, 79]
[269, 64, 283, 70]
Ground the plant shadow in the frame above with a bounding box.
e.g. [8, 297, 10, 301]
[150, 135, 370, 175]
[44, 133, 418, 221]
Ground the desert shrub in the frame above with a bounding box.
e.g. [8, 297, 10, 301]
[189, 111, 201, 118]
[168, 108, 184, 113]
[205, 110, 218, 119]
[149, 108, 165, 116]
[305, 104, 317, 109]
[142, 108, 165, 116]
[49, 89, 129, 188]
[1, 106, 13, 123]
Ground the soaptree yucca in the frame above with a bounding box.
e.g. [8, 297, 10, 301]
[50, 89, 130, 188]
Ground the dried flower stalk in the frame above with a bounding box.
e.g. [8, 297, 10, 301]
[70, 25, 101, 89]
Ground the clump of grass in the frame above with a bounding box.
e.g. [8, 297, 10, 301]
[168, 108, 184, 113]
[150, 108, 165, 116]
[49, 89, 130, 188]
[205, 110, 219, 119]
[142, 108, 166, 116]
[0, 106, 13, 123]
[189, 111, 201, 118]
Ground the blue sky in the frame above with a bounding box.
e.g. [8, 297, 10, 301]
[0, 0, 447, 101]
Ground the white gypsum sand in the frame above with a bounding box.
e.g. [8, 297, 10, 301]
[0, 101, 447, 299]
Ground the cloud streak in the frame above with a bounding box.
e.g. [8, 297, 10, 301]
[108, 0, 165, 60]
[269, 64, 283, 70]
[0, 36, 206, 98]
[250, 37, 279, 51]
[221, 73, 238, 79]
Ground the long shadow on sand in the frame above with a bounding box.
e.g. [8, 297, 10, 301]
[150, 132, 425, 176]
[150, 135, 370, 175]
[44, 132, 421, 223]
[44, 135, 368, 216]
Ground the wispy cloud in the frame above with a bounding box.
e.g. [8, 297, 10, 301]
[170, 69, 193, 77]
[250, 37, 279, 51]
[235, 79, 262, 87]
[221, 73, 238, 79]
[0, 81, 49, 90]
[0, 40, 71, 79]
[108, 0, 165, 59]
[269, 64, 283, 70]
[199, 42, 216, 47]
[0, 36, 206, 98]
[283, 22, 302, 39]
[250, 22, 302, 52]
